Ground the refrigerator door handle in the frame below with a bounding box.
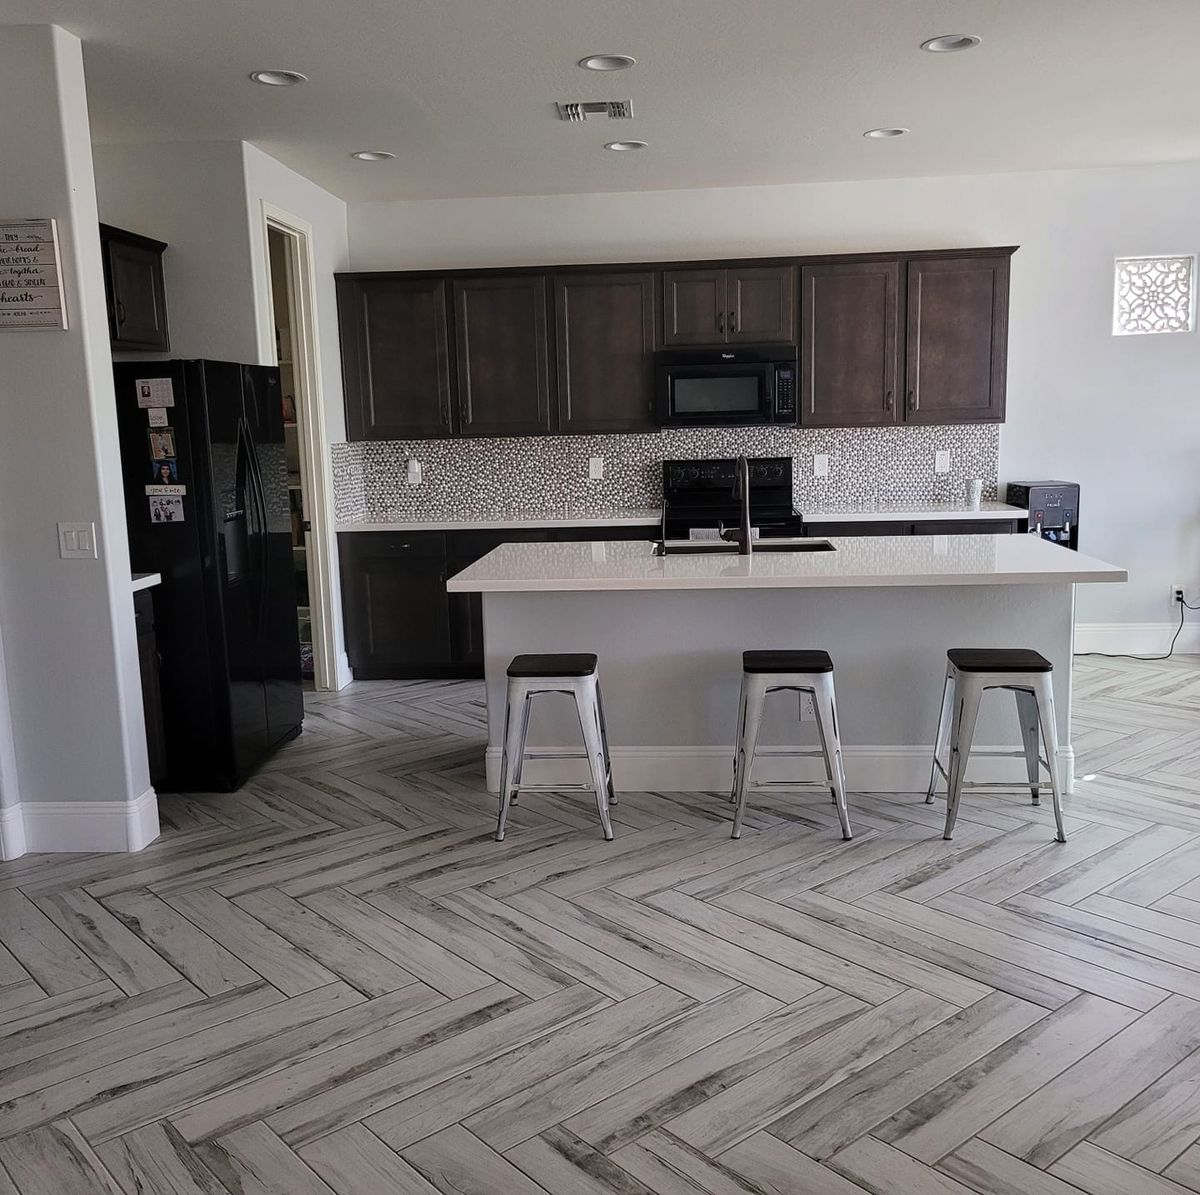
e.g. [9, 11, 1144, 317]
[244, 426, 272, 638]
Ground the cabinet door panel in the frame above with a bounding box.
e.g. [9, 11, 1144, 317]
[555, 272, 656, 433]
[338, 276, 452, 440]
[906, 256, 1008, 424]
[801, 261, 899, 427]
[454, 275, 552, 437]
[728, 265, 795, 343]
[105, 234, 170, 351]
[339, 534, 452, 677]
[662, 269, 727, 345]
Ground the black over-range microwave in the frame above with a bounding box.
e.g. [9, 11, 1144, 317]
[654, 345, 798, 428]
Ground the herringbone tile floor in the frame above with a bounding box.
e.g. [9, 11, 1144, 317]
[1, 656, 1199, 1192]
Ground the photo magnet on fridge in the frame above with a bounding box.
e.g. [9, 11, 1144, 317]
[147, 407, 169, 427]
[148, 494, 185, 523]
[148, 428, 176, 460]
[135, 377, 175, 408]
[151, 459, 179, 484]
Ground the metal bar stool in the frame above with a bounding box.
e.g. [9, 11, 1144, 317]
[926, 648, 1065, 843]
[731, 650, 853, 842]
[496, 653, 616, 843]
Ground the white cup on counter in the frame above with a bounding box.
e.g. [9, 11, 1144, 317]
[967, 478, 983, 509]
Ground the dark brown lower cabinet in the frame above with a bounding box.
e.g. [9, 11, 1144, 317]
[340, 527, 658, 679]
[805, 519, 1021, 537]
[134, 590, 167, 786]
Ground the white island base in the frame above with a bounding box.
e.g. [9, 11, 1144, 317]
[447, 537, 1127, 797]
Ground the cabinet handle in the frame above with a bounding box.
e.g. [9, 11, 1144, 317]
[884, 389, 893, 411]
[115, 299, 127, 326]
[729, 310, 737, 333]
[717, 312, 725, 334]
[908, 388, 917, 412]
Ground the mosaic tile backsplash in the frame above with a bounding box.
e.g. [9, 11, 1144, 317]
[332, 424, 1001, 524]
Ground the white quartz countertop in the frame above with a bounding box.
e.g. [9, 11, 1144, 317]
[131, 572, 162, 592]
[336, 501, 1024, 533]
[446, 534, 1125, 593]
[799, 500, 1025, 523]
[336, 510, 662, 532]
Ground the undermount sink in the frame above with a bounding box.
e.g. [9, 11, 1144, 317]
[654, 538, 837, 556]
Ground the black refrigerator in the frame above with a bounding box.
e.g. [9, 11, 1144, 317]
[114, 360, 304, 791]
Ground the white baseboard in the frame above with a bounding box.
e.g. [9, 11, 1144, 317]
[485, 745, 1074, 797]
[1075, 622, 1200, 656]
[2, 788, 161, 859]
[0, 803, 26, 861]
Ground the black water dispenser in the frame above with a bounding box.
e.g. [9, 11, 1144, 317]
[1005, 481, 1080, 550]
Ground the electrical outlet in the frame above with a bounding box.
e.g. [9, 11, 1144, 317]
[813, 453, 829, 478]
[58, 522, 97, 559]
[1173, 584, 1186, 605]
[799, 693, 816, 722]
[589, 456, 604, 481]
[406, 458, 422, 485]
[934, 449, 951, 475]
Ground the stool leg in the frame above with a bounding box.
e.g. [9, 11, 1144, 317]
[731, 679, 766, 840]
[576, 681, 614, 842]
[926, 665, 955, 804]
[813, 674, 852, 841]
[730, 674, 749, 805]
[496, 685, 531, 842]
[1033, 673, 1067, 844]
[594, 678, 617, 807]
[1014, 688, 1042, 805]
[944, 680, 982, 841]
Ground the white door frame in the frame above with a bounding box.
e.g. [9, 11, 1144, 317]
[259, 201, 342, 692]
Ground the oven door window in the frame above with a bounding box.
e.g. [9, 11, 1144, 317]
[667, 367, 769, 424]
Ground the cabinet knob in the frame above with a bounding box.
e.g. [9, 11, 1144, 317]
[729, 310, 737, 333]
[717, 312, 725, 334]
[884, 389, 893, 411]
[908, 388, 917, 412]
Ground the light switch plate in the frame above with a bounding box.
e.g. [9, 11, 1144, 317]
[813, 453, 829, 478]
[935, 449, 951, 474]
[58, 522, 97, 559]
[589, 456, 604, 480]
[406, 458, 422, 485]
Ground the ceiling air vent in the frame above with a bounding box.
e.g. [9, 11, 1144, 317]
[556, 99, 634, 122]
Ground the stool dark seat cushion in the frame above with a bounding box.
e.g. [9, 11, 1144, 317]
[743, 649, 834, 674]
[948, 648, 1052, 673]
[507, 653, 598, 678]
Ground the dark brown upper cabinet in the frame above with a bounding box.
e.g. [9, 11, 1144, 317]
[554, 271, 656, 434]
[905, 255, 1009, 424]
[337, 275, 453, 440]
[453, 275, 552, 437]
[727, 265, 796, 343]
[800, 261, 901, 427]
[662, 264, 795, 345]
[100, 224, 170, 352]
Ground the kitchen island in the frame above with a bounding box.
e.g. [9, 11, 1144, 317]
[447, 535, 1125, 796]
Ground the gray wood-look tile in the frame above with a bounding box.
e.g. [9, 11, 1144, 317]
[298, 1124, 440, 1194]
[0, 658, 1195, 1195]
[401, 1124, 550, 1195]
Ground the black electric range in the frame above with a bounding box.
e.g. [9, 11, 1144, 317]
[660, 457, 804, 541]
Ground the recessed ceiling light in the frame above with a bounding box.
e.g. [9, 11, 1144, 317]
[249, 69, 307, 86]
[351, 150, 395, 161]
[863, 127, 909, 139]
[578, 54, 637, 71]
[920, 34, 981, 53]
[605, 140, 647, 151]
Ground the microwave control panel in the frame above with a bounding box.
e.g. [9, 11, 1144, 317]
[775, 366, 796, 417]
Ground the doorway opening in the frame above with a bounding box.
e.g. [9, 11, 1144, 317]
[262, 208, 341, 691]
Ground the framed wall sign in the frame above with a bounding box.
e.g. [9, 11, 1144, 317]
[0, 218, 66, 331]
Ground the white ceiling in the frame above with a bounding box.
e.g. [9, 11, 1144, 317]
[8, 0, 1200, 202]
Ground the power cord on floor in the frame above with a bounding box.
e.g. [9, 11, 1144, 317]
[1076, 597, 1199, 663]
